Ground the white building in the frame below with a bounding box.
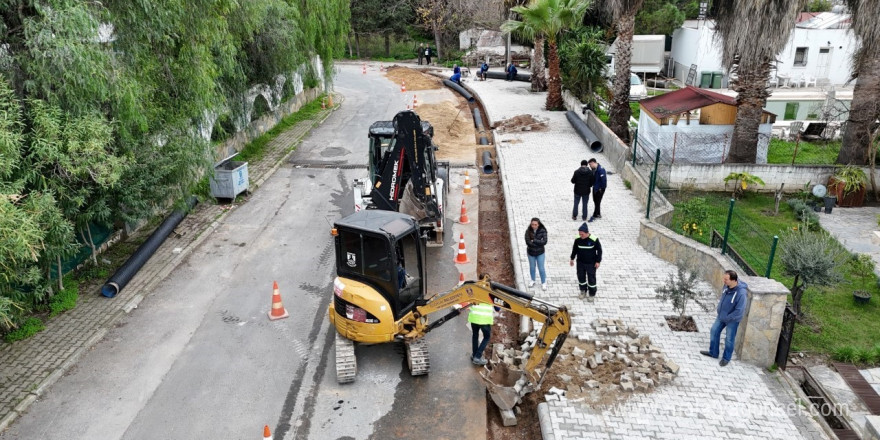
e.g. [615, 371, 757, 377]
[670, 12, 857, 88]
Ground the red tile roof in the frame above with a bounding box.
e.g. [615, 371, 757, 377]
[640, 86, 736, 120]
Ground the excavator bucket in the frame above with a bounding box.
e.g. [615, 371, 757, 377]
[479, 363, 525, 411]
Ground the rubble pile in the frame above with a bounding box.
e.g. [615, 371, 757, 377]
[496, 114, 549, 133]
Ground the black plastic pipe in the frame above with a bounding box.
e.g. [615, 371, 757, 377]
[443, 80, 475, 102]
[484, 71, 531, 82]
[471, 107, 490, 146]
[482, 151, 494, 174]
[101, 197, 198, 298]
[566, 111, 604, 153]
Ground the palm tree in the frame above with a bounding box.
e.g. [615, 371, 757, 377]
[503, 0, 548, 92]
[502, 0, 591, 110]
[605, 0, 645, 143]
[713, 0, 807, 163]
[835, 0, 880, 166]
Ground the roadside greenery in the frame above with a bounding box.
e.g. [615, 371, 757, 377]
[670, 191, 880, 356]
[0, 0, 349, 336]
[233, 96, 328, 163]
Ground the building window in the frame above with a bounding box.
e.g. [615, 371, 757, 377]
[794, 47, 808, 66]
[784, 102, 800, 120]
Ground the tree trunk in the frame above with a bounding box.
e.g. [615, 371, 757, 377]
[57, 255, 63, 291]
[79, 226, 97, 265]
[531, 35, 547, 92]
[384, 33, 391, 58]
[791, 275, 802, 317]
[609, 13, 635, 143]
[836, 51, 880, 165]
[545, 40, 563, 110]
[355, 33, 361, 59]
[347, 33, 353, 58]
[433, 26, 443, 62]
[728, 61, 772, 163]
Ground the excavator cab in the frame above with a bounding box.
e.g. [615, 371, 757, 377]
[366, 119, 435, 188]
[330, 210, 426, 345]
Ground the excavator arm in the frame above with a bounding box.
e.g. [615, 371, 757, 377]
[369, 111, 440, 219]
[398, 276, 571, 385]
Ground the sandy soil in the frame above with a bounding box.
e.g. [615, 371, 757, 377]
[414, 101, 476, 163]
[384, 66, 444, 91]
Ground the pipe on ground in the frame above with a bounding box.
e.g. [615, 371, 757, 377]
[482, 151, 494, 174]
[565, 111, 603, 153]
[471, 107, 490, 146]
[101, 197, 198, 298]
[443, 80, 475, 103]
[484, 71, 531, 82]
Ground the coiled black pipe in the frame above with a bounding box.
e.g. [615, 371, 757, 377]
[484, 71, 531, 82]
[443, 80, 475, 102]
[101, 197, 198, 298]
[482, 151, 494, 174]
[471, 107, 490, 145]
[565, 111, 603, 153]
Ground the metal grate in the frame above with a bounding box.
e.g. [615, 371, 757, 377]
[833, 362, 880, 415]
[289, 160, 367, 169]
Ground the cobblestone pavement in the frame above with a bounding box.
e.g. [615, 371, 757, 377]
[0, 94, 339, 432]
[464, 77, 829, 439]
[817, 205, 880, 269]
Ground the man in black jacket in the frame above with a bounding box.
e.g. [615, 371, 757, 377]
[570, 223, 602, 300]
[570, 160, 594, 221]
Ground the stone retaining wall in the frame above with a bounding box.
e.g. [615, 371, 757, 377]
[213, 87, 321, 161]
[638, 218, 789, 368]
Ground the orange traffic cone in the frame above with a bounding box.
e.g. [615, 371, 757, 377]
[458, 199, 469, 224]
[263, 425, 272, 440]
[463, 171, 472, 194]
[321, 99, 326, 110]
[362, 63, 366, 75]
[401, 81, 406, 93]
[412, 94, 418, 107]
[455, 233, 469, 264]
[268, 281, 289, 321]
[328, 94, 334, 107]
[458, 272, 465, 286]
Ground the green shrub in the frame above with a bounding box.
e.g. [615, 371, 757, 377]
[623, 179, 631, 190]
[250, 95, 271, 122]
[49, 280, 78, 317]
[0, 297, 24, 332]
[678, 197, 709, 237]
[4, 317, 45, 343]
[786, 199, 819, 230]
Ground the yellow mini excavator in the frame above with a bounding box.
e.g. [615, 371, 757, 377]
[328, 210, 571, 393]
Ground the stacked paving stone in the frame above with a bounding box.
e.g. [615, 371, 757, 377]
[543, 319, 679, 402]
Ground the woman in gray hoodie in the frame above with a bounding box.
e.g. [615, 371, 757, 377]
[525, 218, 548, 290]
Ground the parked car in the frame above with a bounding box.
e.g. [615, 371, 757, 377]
[630, 73, 648, 101]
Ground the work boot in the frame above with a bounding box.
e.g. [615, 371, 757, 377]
[472, 356, 488, 366]
[719, 359, 729, 367]
[578, 290, 587, 299]
[700, 350, 717, 359]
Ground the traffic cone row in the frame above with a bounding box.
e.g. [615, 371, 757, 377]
[268, 281, 289, 321]
[455, 233, 469, 264]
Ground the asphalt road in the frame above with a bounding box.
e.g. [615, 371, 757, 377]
[1, 64, 484, 440]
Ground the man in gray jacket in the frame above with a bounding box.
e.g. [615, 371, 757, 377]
[701, 270, 748, 366]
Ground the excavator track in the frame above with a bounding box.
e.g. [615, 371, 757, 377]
[406, 338, 430, 376]
[335, 331, 357, 384]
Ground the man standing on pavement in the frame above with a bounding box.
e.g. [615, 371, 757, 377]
[570, 160, 594, 221]
[570, 223, 602, 300]
[417, 43, 425, 65]
[468, 303, 496, 365]
[588, 158, 606, 222]
[701, 270, 748, 366]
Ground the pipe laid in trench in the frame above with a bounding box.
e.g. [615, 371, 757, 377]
[471, 107, 490, 145]
[482, 151, 494, 174]
[443, 79, 475, 103]
[565, 111, 604, 153]
[484, 71, 531, 82]
[101, 197, 198, 298]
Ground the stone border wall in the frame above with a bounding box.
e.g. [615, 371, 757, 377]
[213, 87, 321, 161]
[638, 218, 789, 367]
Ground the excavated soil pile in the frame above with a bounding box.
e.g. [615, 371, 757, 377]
[384, 66, 443, 91]
[413, 102, 475, 162]
[496, 115, 549, 134]
[512, 320, 680, 409]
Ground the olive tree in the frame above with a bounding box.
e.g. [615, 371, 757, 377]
[779, 224, 846, 317]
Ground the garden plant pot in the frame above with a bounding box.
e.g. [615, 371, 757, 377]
[828, 177, 866, 208]
[853, 291, 871, 305]
[823, 196, 836, 214]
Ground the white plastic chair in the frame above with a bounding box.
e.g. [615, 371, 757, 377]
[768, 76, 779, 88]
[793, 74, 807, 88]
[804, 75, 817, 87]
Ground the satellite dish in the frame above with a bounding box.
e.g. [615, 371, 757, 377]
[812, 184, 827, 198]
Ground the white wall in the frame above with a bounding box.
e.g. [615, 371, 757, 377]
[637, 111, 771, 164]
[671, 20, 857, 87]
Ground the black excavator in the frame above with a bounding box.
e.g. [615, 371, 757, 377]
[352, 110, 450, 246]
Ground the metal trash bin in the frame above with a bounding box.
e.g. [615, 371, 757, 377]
[210, 160, 249, 199]
[711, 71, 723, 89]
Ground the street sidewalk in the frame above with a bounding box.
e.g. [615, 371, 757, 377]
[463, 77, 829, 439]
[0, 94, 341, 432]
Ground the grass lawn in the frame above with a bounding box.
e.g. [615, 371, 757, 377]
[766, 138, 840, 165]
[630, 102, 640, 120]
[670, 191, 880, 357]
